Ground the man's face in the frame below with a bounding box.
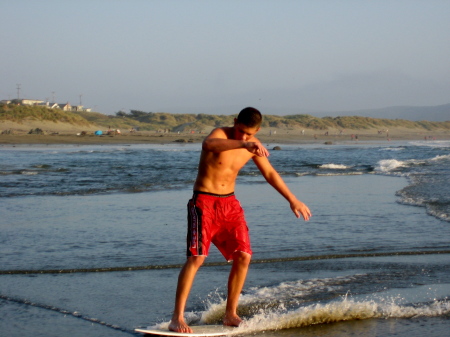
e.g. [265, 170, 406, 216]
[233, 122, 260, 141]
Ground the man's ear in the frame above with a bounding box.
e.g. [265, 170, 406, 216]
[233, 118, 238, 126]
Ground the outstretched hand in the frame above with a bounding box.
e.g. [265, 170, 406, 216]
[245, 142, 270, 157]
[290, 199, 312, 221]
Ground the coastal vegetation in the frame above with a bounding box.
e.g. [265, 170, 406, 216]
[1, 104, 449, 132]
[90, 109, 450, 132]
[0, 104, 92, 126]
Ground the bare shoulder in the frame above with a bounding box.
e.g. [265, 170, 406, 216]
[207, 127, 232, 139]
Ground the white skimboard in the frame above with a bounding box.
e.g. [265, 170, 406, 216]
[135, 325, 234, 336]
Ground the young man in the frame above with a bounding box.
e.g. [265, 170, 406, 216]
[169, 107, 311, 333]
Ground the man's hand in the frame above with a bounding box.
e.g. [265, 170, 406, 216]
[244, 141, 270, 157]
[290, 199, 312, 221]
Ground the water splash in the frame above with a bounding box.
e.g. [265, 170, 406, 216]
[228, 298, 450, 335]
[196, 275, 450, 335]
[152, 295, 450, 335]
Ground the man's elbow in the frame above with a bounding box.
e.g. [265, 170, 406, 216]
[202, 139, 213, 151]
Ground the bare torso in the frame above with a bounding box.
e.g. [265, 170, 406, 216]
[193, 126, 257, 194]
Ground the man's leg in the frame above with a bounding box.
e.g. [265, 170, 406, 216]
[169, 255, 205, 333]
[223, 251, 251, 326]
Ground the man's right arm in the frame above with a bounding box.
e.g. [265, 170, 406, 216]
[202, 129, 269, 157]
[202, 137, 246, 152]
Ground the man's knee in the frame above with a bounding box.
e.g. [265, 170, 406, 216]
[186, 255, 206, 269]
[232, 251, 251, 266]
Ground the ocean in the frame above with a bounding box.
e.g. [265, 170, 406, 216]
[1, 140, 449, 336]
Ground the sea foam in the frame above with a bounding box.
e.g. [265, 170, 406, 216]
[319, 164, 351, 170]
[154, 296, 450, 334]
[227, 298, 450, 335]
[194, 274, 450, 334]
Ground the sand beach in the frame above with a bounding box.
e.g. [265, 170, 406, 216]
[1, 119, 449, 145]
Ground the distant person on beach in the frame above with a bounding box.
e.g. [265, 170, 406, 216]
[169, 107, 312, 333]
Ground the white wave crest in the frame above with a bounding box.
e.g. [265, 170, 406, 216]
[20, 171, 38, 175]
[375, 159, 407, 172]
[409, 140, 450, 148]
[200, 276, 361, 325]
[316, 172, 363, 176]
[379, 147, 405, 151]
[226, 298, 450, 335]
[375, 158, 426, 173]
[430, 154, 450, 162]
[154, 274, 450, 333]
[160, 296, 450, 334]
[319, 164, 351, 169]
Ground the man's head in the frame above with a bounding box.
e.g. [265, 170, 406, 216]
[236, 107, 262, 128]
[233, 107, 262, 141]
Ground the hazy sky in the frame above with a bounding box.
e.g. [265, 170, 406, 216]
[2, 0, 449, 115]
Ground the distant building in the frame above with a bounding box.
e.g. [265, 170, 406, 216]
[36, 102, 60, 109]
[1, 98, 92, 112]
[21, 99, 45, 105]
[21, 100, 71, 111]
[72, 105, 84, 111]
[58, 103, 72, 111]
[71, 105, 91, 112]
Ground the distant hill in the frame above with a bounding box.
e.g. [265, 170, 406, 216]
[103, 109, 450, 132]
[0, 104, 93, 126]
[314, 103, 450, 121]
[2, 103, 450, 133]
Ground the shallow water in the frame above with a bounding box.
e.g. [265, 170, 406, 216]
[1, 142, 449, 336]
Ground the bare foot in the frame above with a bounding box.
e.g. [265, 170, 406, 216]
[169, 319, 193, 333]
[223, 314, 243, 327]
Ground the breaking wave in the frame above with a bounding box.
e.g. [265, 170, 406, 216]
[430, 154, 450, 162]
[408, 140, 450, 149]
[375, 159, 425, 174]
[316, 172, 363, 176]
[319, 164, 352, 170]
[224, 298, 450, 335]
[153, 273, 450, 335]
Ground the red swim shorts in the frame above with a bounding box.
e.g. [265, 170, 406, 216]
[186, 191, 252, 261]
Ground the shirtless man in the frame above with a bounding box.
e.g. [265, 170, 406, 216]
[169, 107, 311, 333]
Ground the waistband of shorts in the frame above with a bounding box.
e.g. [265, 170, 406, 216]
[193, 191, 235, 198]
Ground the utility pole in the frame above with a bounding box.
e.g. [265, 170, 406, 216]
[79, 94, 83, 106]
[16, 84, 21, 99]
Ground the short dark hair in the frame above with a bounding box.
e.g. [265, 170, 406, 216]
[236, 107, 262, 128]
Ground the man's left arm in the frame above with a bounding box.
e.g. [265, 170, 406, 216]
[253, 156, 312, 221]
